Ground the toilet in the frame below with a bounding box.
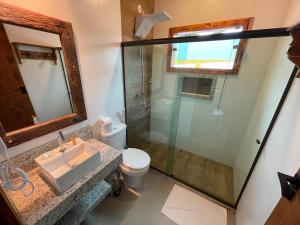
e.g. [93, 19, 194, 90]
[99, 119, 150, 189]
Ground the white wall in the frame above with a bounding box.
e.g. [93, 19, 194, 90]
[152, 0, 291, 167]
[1, 0, 123, 159]
[235, 1, 300, 224]
[4, 24, 72, 122]
[154, 0, 291, 38]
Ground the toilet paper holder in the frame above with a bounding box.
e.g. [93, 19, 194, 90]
[278, 172, 300, 200]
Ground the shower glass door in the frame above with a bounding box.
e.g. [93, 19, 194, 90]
[123, 44, 176, 173]
[122, 34, 295, 206]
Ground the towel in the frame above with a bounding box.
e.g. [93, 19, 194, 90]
[0, 137, 9, 162]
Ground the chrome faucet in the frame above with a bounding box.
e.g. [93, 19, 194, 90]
[58, 131, 67, 152]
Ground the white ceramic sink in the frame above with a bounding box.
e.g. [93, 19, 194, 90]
[35, 139, 101, 193]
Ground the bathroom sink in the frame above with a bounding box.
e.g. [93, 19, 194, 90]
[35, 139, 101, 193]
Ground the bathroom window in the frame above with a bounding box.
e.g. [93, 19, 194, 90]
[167, 18, 253, 75]
[179, 77, 216, 100]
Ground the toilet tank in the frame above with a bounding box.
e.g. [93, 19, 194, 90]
[100, 123, 126, 150]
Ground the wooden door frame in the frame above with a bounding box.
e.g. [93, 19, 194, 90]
[0, 1, 87, 147]
[287, 24, 300, 77]
[265, 169, 300, 224]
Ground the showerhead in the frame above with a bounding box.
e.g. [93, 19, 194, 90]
[135, 11, 172, 39]
[149, 11, 172, 23]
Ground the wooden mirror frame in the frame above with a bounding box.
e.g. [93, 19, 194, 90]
[0, 2, 87, 147]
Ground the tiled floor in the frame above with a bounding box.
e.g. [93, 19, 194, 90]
[81, 170, 235, 225]
[133, 141, 234, 204]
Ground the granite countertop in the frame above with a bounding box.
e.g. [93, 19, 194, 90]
[3, 138, 122, 225]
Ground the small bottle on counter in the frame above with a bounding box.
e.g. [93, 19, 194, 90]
[71, 134, 77, 145]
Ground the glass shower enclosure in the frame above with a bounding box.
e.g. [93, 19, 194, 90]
[121, 28, 296, 206]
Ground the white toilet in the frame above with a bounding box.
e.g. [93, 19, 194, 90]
[99, 119, 150, 189]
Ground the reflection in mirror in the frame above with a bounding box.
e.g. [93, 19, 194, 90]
[0, 23, 73, 133]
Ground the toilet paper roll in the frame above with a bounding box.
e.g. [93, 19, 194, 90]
[101, 117, 112, 132]
[101, 117, 112, 126]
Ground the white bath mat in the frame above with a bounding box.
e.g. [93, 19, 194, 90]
[162, 185, 227, 225]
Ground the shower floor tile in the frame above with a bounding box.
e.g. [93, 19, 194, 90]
[135, 141, 234, 205]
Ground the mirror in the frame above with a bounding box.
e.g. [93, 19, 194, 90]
[0, 2, 86, 146]
[1, 24, 73, 132]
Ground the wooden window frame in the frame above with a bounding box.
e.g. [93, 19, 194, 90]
[167, 17, 254, 75]
[0, 2, 87, 147]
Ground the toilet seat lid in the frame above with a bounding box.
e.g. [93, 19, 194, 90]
[122, 148, 150, 170]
